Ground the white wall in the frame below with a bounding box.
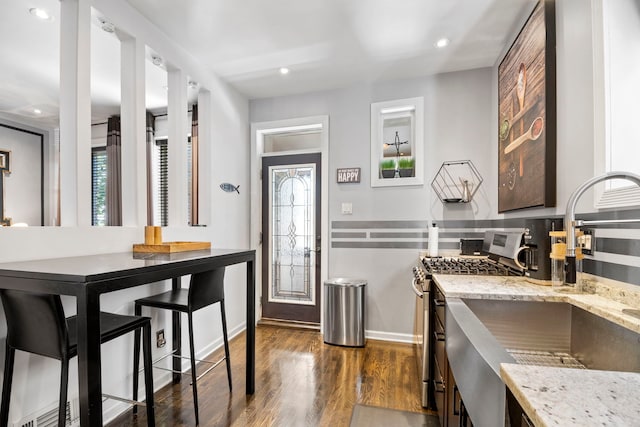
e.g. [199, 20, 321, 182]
[251, 69, 496, 223]
[604, 0, 640, 176]
[526, 0, 596, 217]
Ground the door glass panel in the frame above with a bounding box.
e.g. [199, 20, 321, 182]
[269, 163, 315, 305]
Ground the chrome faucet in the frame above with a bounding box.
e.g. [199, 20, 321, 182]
[564, 171, 640, 284]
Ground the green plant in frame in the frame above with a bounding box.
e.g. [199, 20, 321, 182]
[380, 159, 396, 170]
[397, 157, 415, 178]
[380, 158, 396, 178]
[397, 157, 415, 169]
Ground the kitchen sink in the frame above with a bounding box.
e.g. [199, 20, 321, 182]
[461, 299, 640, 373]
[445, 298, 640, 427]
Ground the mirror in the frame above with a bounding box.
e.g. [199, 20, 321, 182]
[144, 52, 201, 227]
[90, 7, 122, 226]
[0, 1, 204, 227]
[145, 46, 169, 226]
[188, 80, 200, 226]
[0, 0, 60, 226]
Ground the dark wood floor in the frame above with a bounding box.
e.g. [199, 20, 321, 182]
[109, 324, 431, 426]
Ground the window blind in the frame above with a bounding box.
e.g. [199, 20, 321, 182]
[91, 147, 107, 226]
[155, 139, 168, 226]
[151, 136, 193, 227]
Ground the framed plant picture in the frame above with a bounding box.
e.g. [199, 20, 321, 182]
[498, 0, 556, 212]
[370, 97, 424, 187]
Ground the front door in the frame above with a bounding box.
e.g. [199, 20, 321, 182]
[261, 153, 321, 323]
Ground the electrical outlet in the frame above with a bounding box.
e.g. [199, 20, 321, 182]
[578, 228, 595, 255]
[156, 329, 166, 348]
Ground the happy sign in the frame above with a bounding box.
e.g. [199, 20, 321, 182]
[337, 167, 361, 184]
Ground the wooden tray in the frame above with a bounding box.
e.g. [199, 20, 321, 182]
[133, 241, 211, 253]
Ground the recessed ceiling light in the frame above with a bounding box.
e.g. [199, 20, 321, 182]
[33, 108, 42, 115]
[151, 55, 164, 67]
[29, 8, 53, 21]
[435, 38, 450, 49]
[98, 17, 115, 33]
[279, 67, 290, 75]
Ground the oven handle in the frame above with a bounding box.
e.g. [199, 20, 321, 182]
[411, 278, 423, 298]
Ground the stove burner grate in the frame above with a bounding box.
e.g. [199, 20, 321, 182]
[421, 257, 513, 276]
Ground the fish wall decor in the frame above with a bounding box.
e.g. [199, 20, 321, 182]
[220, 183, 240, 194]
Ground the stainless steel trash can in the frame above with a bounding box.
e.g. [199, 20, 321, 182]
[323, 278, 366, 347]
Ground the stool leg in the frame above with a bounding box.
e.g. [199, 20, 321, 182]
[187, 312, 199, 425]
[142, 323, 156, 426]
[59, 357, 69, 427]
[133, 303, 142, 414]
[220, 300, 232, 391]
[1, 345, 15, 427]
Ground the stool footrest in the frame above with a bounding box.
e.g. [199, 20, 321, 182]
[193, 357, 225, 382]
[145, 351, 226, 383]
[102, 393, 146, 407]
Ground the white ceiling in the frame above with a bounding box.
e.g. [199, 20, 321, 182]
[125, 0, 537, 99]
[0, 0, 536, 127]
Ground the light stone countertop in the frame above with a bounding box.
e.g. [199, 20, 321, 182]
[433, 274, 640, 334]
[432, 274, 640, 427]
[500, 364, 640, 426]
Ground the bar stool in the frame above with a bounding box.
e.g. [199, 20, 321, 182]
[133, 267, 231, 425]
[0, 289, 155, 427]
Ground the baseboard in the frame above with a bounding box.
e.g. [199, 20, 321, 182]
[257, 319, 411, 342]
[365, 330, 414, 344]
[259, 318, 321, 330]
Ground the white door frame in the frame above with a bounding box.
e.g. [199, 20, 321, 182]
[250, 115, 329, 327]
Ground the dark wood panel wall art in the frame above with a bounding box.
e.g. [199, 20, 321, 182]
[498, 0, 556, 212]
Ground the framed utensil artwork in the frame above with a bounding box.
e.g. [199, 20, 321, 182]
[498, 0, 556, 212]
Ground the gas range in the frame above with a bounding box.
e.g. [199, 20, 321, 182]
[414, 229, 529, 281]
[420, 256, 518, 276]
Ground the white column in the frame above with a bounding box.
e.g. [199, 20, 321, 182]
[119, 34, 147, 226]
[59, 0, 92, 226]
[167, 68, 188, 226]
[197, 89, 212, 225]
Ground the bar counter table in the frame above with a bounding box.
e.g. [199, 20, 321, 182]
[0, 248, 256, 427]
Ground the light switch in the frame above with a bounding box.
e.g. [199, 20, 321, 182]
[341, 202, 353, 215]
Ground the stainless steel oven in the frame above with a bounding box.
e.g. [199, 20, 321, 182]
[411, 266, 430, 408]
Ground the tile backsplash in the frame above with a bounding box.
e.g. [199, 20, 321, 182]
[331, 209, 640, 287]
